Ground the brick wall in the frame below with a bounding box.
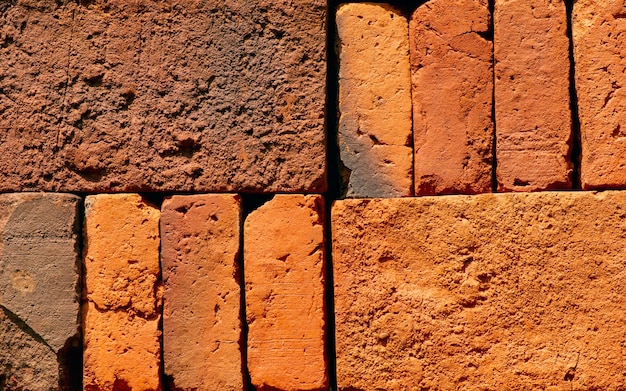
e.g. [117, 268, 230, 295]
[1, 0, 626, 390]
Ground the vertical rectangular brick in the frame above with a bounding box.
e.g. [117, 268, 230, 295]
[333, 192, 626, 390]
[83, 194, 161, 391]
[336, 3, 413, 198]
[244, 195, 327, 390]
[0, 193, 81, 391]
[411, 0, 493, 195]
[495, 0, 572, 191]
[574, 1, 626, 189]
[161, 194, 243, 391]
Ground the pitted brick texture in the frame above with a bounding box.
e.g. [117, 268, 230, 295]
[574, 1, 626, 189]
[495, 0, 572, 191]
[336, 3, 413, 198]
[161, 194, 243, 391]
[83, 194, 162, 391]
[333, 192, 626, 390]
[245, 195, 327, 391]
[0, 0, 326, 193]
[411, 0, 493, 195]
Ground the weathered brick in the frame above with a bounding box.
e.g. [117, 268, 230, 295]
[573, 1, 626, 189]
[0, 193, 81, 391]
[495, 0, 572, 191]
[83, 194, 161, 391]
[336, 3, 413, 198]
[161, 194, 243, 391]
[0, 0, 326, 193]
[333, 192, 626, 390]
[244, 195, 327, 390]
[411, 0, 493, 195]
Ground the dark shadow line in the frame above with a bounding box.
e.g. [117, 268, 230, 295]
[325, 0, 339, 389]
[0, 305, 53, 352]
[565, 0, 582, 190]
[489, 0, 498, 193]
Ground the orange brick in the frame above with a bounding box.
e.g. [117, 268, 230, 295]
[244, 195, 327, 390]
[83, 194, 162, 391]
[411, 0, 493, 195]
[574, 1, 626, 189]
[333, 192, 626, 390]
[495, 0, 572, 191]
[336, 3, 413, 197]
[161, 194, 243, 390]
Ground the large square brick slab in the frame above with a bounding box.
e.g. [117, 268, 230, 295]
[334, 192, 626, 390]
[0, 0, 326, 192]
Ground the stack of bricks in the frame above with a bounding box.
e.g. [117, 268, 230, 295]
[1, 1, 626, 390]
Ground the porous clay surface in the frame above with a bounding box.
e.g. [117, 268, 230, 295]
[573, 0, 626, 189]
[83, 194, 162, 391]
[336, 3, 413, 198]
[494, 0, 572, 191]
[333, 192, 626, 390]
[0, 0, 326, 193]
[245, 195, 328, 391]
[411, 0, 493, 195]
[161, 194, 243, 391]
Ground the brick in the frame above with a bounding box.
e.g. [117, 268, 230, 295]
[333, 192, 626, 390]
[411, 0, 493, 195]
[83, 194, 161, 391]
[244, 195, 327, 390]
[0, 193, 81, 391]
[0, 0, 326, 193]
[573, 1, 626, 189]
[161, 194, 243, 391]
[494, 0, 572, 191]
[336, 3, 413, 198]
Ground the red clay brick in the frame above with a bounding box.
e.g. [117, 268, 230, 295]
[495, 0, 572, 191]
[333, 192, 626, 390]
[83, 194, 162, 391]
[336, 3, 413, 198]
[161, 194, 243, 391]
[411, 0, 493, 195]
[573, 1, 626, 189]
[244, 195, 327, 390]
[0, 193, 81, 390]
[0, 0, 326, 193]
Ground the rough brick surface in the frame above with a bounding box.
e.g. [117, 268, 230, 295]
[411, 0, 493, 195]
[336, 3, 413, 198]
[1, 309, 61, 391]
[161, 195, 243, 391]
[245, 195, 327, 390]
[495, 0, 572, 191]
[333, 192, 626, 390]
[0, 193, 81, 391]
[0, 0, 326, 193]
[574, 1, 626, 189]
[83, 194, 162, 391]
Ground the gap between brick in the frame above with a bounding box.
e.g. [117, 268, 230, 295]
[565, 0, 582, 189]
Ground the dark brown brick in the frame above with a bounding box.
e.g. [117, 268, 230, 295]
[0, 193, 81, 391]
[0, 0, 326, 193]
